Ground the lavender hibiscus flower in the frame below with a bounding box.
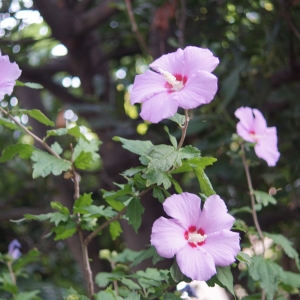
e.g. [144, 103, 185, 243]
[151, 192, 240, 281]
[130, 46, 219, 123]
[0, 52, 22, 101]
[235, 107, 280, 167]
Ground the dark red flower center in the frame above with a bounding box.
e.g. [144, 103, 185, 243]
[184, 225, 206, 248]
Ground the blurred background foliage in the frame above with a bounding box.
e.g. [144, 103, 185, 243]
[0, 0, 299, 298]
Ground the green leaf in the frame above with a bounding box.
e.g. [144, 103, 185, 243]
[152, 187, 165, 203]
[51, 222, 77, 240]
[143, 170, 172, 190]
[80, 205, 116, 218]
[253, 190, 277, 206]
[23, 213, 52, 221]
[121, 278, 141, 290]
[16, 80, 43, 89]
[163, 293, 182, 300]
[14, 290, 40, 300]
[122, 166, 145, 177]
[95, 272, 124, 288]
[236, 251, 253, 266]
[171, 157, 217, 174]
[168, 113, 186, 126]
[207, 266, 234, 296]
[51, 142, 63, 156]
[73, 138, 100, 162]
[193, 167, 215, 196]
[130, 246, 163, 267]
[109, 221, 123, 240]
[124, 291, 140, 300]
[179, 145, 201, 159]
[170, 260, 186, 282]
[44, 127, 88, 141]
[51, 201, 70, 214]
[74, 151, 93, 169]
[170, 177, 183, 193]
[264, 233, 300, 269]
[114, 249, 142, 264]
[164, 126, 177, 148]
[249, 256, 285, 300]
[74, 193, 93, 213]
[146, 145, 181, 172]
[18, 109, 54, 126]
[126, 198, 145, 233]
[113, 136, 153, 156]
[0, 117, 18, 130]
[31, 150, 71, 178]
[280, 270, 300, 288]
[1, 282, 18, 294]
[50, 212, 69, 226]
[94, 291, 115, 300]
[0, 143, 34, 162]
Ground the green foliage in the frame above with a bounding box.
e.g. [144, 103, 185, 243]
[109, 221, 123, 240]
[0, 117, 19, 130]
[236, 251, 253, 266]
[253, 190, 277, 206]
[126, 198, 145, 233]
[265, 233, 300, 270]
[0, 143, 34, 162]
[16, 80, 43, 89]
[207, 266, 234, 296]
[31, 150, 71, 178]
[44, 127, 88, 141]
[17, 109, 55, 126]
[113, 136, 153, 156]
[130, 246, 163, 267]
[73, 138, 101, 170]
[248, 256, 286, 300]
[124, 291, 140, 300]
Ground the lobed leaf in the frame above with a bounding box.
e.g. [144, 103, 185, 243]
[31, 150, 71, 178]
[113, 136, 153, 156]
[265, 233, 300, 270]
[0, 143, 34, 162]
[18, 109, 55, 126]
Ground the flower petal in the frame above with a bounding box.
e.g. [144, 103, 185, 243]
[176, 244, 216, 281]
[202, 230, 240, 266]
[176, 71, 218, 109]
[182, 46, 219, 75]
[130, 70, 167, 104]
[151, 217, 187, 258]
[139, 92, 178, 123]
[197, 194, 235, 234]
[255, 127, 280, 166]
[150, 48, 184, 75]
[252, 108, 267, 134]
[0, 54, 21, 100]
[163, 193, 202, 229]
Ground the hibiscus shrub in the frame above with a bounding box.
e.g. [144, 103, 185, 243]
[0, 45, 299, 300]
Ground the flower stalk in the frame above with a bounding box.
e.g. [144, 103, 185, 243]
[177, 109, 189, 150]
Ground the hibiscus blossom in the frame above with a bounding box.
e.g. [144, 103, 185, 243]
[151, 193, 240, 281]
[0, 52, 22, 101]
[130, 46, 219, 123]
[8, 239, 21, 260]
[235, 107, 280, 167]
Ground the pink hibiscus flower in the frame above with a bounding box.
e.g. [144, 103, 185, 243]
[150, 192, 240, 281]
[235, 107, 280, 167]
[130, 46, 219, 123]
[0, 52, 22, 101]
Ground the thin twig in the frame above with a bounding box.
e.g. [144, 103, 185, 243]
[0, 107, 60, 159]
[240, 144, 265, 253]
[177, 109, 189, 150]
[70, 145, 94, 299]
[124, 0, 149, 56]
[79, 230, 94, 299]
[178, 0, 186, 48]
[84, 187, 152, 246]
